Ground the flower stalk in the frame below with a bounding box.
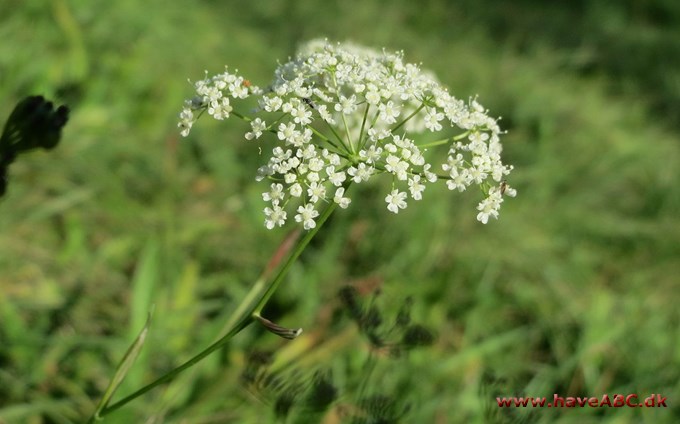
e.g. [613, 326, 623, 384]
[90, 194, 340, 420]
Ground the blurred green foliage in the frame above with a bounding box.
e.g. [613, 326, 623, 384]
[1, 0, 679, 423]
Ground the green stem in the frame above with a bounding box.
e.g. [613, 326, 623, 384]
[357, 103, 371, 152]
[323, 118, 352, 154]
[415, 131, 470, 149]
[253, 190, 343, 314]
[392, 102, 426, 133]
[340, 112, 355, 155]
[308, 125, 342, 154]
[93, 188, 347, 420]
[96, 315, 251, 419]
[231, 110, 251, 122]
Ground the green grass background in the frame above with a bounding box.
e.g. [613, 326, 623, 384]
[1, 0, 679, 423]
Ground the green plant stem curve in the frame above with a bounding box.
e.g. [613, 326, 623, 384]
[93, 184, 347, 420]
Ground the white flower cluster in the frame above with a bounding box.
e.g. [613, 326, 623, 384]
[179, 40, 515, 230]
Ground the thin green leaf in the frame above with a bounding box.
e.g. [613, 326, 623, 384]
[89, 308, 153, 422]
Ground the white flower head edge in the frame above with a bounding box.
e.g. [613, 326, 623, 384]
[178, 39, 516, 230]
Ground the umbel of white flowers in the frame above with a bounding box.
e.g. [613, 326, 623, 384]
[179, 39, 516, 230]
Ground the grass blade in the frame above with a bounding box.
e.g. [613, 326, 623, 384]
[88, 309, 153, 422]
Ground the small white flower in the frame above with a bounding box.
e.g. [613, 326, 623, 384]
[262, 95, 283, 112]
[446, 169, 470, 192]
[245, 118, 267, 140]
[385, 189, 408, 213]
[308, 158, 324, 172]
[323, 150, 341, 166]
[317, 105, 335, 124]
[255, 165, 274, 182]
[365, 88, 381, 105]
[424, 109, 444, 131]
[392, 135, 411, 149]
[295, 203, 319, 230]
[307, 182, 326, 203]
[230, 83, 249, 99]
[306, 171, 320, 183]
[262, 183, 285, 203]
[334, 94, 357, 115]
[289, 183, 303, 197]
[178, 107, 194, 137]
[333, 187, 351, 209]
[208, 97, 232, 120]
[471, 99, 485, 113]
[378, 100, 400, 124]
[408, 175, 425, 200]
[384, 143, 398, 154]
[442, 153, 464, 175]
[367, 127, 390, 141]
[468, 166, 487, 185]
[385, 155, 408, 181]
[347, 163, 374, 183]
[476, 190, 502, 224]
[277, 122, 297, 142]
[422, 164, 438, 183]
[264, 205, 287, 229]
[326, 166, 347, 186]
[292, 102, 312, 125]
[359, 145, 383, 164]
